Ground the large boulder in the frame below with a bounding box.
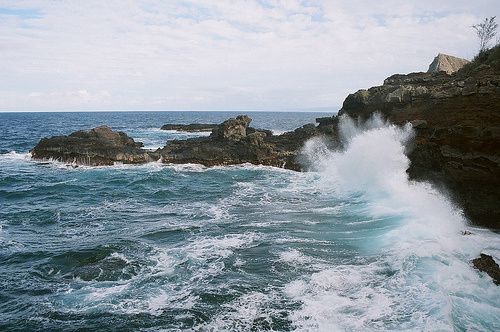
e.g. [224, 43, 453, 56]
[31, 126, 155, 165]
[427, 53, 470, 74]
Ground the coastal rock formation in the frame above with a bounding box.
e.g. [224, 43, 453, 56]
[32, 116, 317, 170]
[159, 115, 316, 169]
[427, 53, 470, 74]
[30, 47, 500, 229]
[31, 125, 156, 165]
[472, 253, 500, 285]
[332, 46, 500, 228]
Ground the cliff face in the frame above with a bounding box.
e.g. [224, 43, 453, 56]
[336, 47, 500, 228]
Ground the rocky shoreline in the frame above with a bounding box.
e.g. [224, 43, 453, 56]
[31, 48, 500, 231]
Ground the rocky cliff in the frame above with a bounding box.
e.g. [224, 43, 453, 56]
[330, 46, 500, 228]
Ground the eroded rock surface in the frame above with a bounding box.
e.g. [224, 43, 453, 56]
[427, 53, 470, 74]
[472, 253, 500, 285]
[31, 125, 155, 165]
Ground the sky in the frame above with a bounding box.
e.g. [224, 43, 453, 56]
[0, 0, 498, 112]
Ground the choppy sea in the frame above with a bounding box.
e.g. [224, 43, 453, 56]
[0, 111, 499, 331]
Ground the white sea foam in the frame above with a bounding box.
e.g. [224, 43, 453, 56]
[287, 114, 500, 331]
[0, 151, 32, 161]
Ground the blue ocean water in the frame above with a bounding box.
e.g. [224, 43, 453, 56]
[0, 111, 499, 331]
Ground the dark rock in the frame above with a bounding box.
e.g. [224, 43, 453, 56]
[31, 115, 318, 171]
[316, 116, 336, 126]
[160, 123, 218, 132]
[472, 253, 500, 285]
[159, 115, 317, 170]
[410, 120, 428, 129]
[31, 125, 157, 166]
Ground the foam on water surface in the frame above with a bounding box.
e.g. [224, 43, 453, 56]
[0, 111, 499, 331]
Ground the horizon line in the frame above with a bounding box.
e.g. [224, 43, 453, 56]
[0, 108, 340, 114]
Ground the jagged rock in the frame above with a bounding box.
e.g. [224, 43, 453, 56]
[428, 53, 470, 74]
[31, 126, 156, 165]
[472, 253, 500, 285]
[210, 115, 252, 141]
[159, 115, 317, 170]
[32, 115, 317, 171]
[160, 123, 217, 132]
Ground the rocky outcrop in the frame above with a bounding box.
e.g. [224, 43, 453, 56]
[31, 116, 317, 171]
[209, 115, 252, 141]
[160, 123, 217, 132]
[427, 53, 470, 74]
[472, 254, 500, 285]
[31, 126, 156, 165]
[334, 46, 500, 228]
[159, 115, 316, 170]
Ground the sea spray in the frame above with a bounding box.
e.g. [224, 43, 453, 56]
[287, 114, 499, 331]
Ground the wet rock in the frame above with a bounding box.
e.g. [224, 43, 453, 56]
[31, 125, 156, 165]
[472, 253, 500, 285]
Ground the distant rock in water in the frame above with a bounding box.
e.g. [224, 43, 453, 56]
[31, 116, 316, 170]
[31, 125, 156, 166]
[160, 123, 217, 132]
[472, 254, 500, 285]
[159, 115, 313, 169]
[427, 53, 470, 74]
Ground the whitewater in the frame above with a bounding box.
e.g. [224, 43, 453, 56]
[0, 111, 499, 331]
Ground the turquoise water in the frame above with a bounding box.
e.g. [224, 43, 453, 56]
[0, 111, 499, 331]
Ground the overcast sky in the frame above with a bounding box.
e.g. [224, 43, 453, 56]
[0, 1, 498, 111]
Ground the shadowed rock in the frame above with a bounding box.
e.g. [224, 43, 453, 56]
[472, 253, 500, 285]
[159, 115, 317, 170]
[31, 125, 156, 165]
[32, 116, 318, 171]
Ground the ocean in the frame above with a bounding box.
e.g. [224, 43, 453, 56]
[0, 111, 499, 331]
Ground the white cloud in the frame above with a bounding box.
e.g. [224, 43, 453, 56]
[0, 0, 498, 111]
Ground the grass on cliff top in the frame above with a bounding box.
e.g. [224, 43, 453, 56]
[459, 44, 500, 76]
